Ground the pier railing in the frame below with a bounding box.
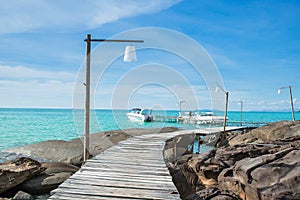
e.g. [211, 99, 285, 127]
[153, 115, 269, 128]
[226, 121, 269, 127]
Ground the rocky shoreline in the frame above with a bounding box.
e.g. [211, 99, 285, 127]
[1, 121, 300, 200]
[167, 120, 300, 200]
[0, 127, 179, 199]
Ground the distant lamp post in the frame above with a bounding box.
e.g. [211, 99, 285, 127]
[177, 100, 185, 117]
[83, 34, 144, 161]
[216, 83, 229, 137]
[238, 101, 243, 126]
[278, 86, 295, 121]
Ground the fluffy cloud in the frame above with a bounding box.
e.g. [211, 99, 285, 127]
[0, 65, 75, 108]
[0, 0, 181, 33]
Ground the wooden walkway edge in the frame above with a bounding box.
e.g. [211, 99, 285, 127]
[49, 127, 245, 200]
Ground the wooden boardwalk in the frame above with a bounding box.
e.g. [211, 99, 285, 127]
[49, 127, 246, 200]
[49, 130, 198, 200]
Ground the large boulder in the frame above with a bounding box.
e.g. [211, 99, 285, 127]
[218, 148, 300, 200]
[0, 157, 43, 194]
[20, 162, 79, 195]
[3, 140, 83, 166]
[229, 120, 300, 146]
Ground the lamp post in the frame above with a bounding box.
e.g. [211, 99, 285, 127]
[83, 34, 144, 161]
[238, 101, 243, 126]
[177, 100, 185, 117]
[216, 83, 229, 138]
[278, 86, 295, 121]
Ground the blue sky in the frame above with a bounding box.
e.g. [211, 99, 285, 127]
[0, 0, 299, 111]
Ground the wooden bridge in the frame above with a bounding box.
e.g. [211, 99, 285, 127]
[49, 127, 249, 200]
[49, 130, 197, 199]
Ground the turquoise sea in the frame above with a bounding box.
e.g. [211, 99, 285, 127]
[0, 108, 299, 162]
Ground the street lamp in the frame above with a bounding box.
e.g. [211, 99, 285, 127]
[177, 100, 185, 117]
[238, 101, 243, 126]
[215, 83, 229, 138]
[278, 86, 295, 121]
[83, 34, 144, 161]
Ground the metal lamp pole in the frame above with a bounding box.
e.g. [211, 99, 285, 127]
[238, 101, 243, 126]
[278, 86, 295, 121]
[84, 34, 144, 161]
[178, 100, 185, 116]
[216, 83, 229, 138]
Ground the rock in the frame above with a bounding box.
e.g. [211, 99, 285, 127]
[218, 143, 300, 200]
[159, 127, 180, 133]
[20, 162, 78, 195]
[20, 173, 72, 195]
[164, 134, 195, 163]
[0, 157, 43, 194]
[169, 164, 198, 199]
[12, 191, 33, 200]
[186, 187, 241, 200]
[3, 140, 84, 166]
[169, 122, 300, 200]
[41, 162, 79, 175]
[229, 120, 300, 146]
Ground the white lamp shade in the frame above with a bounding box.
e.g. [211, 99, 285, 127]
[215, 87, 219, 93]
[124, 45, 137, 62]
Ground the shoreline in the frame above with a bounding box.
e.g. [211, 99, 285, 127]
[0, 127, 181, 199]
[1, 121, 300, 199]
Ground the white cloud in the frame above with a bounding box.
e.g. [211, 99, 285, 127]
[0, 0, 181, 34]
[0, 65, 74, 81]
[0, 65, 75, 108]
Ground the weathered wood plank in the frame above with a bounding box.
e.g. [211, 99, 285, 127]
[68, 173, 174, 185]
[88, 159, 167, 168]
[52, 185, 179, 200]
[63, 178, 176, 191]
[71, 171, 173, 182]
[83, 163, 169, 172]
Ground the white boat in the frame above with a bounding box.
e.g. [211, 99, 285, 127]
[179, 111, 225, 124]
[126, 108, 154, 122]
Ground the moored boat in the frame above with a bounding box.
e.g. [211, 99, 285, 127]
[179, 111, 225, 124]
[126, 108, 154, 122]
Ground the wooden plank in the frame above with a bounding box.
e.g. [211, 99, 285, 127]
[88, 159, 167, 168]
[63, 178, 176, 191]
[72, 170, 173, 182]
[79, 167, 171, 177]
[52, 185, 179, 200]
[49, 193, 131, 200]
[69, 173, 174, 185]
[81, 165, 170, 174]
[83, 162, 169, 172]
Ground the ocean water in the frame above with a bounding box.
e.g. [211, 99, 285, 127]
[0, 108, 299, 161]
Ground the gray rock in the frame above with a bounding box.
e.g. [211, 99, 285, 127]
[170, 121, 300, 199]
[0, 157, 43, 194]
[3, 140, 83, 166]
[20, 162, 78, 195]
[41, 162, 79, 175]
[229, 120, 300, 146]
[20, 172, 72, 195]
[12, 191, 33, 200]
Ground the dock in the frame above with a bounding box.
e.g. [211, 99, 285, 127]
[49, 127, 251, 200]
[49, 130, 197, 200]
